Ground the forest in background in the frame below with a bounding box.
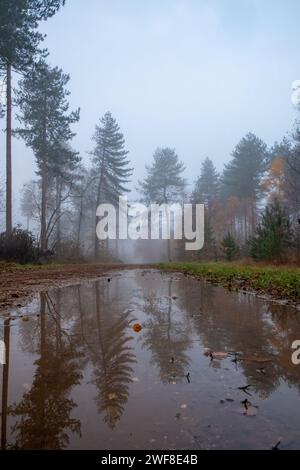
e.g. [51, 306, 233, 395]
[0, 1, 300, 264]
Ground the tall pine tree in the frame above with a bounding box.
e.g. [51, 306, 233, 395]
[139, 147, 186, 204]
[15, 60, 80, 252]
[139, 147, 186, 260]
[221, 133, 268, 200]
[91, 112, 132, 258]
[221, 132, 268, 241]
[191, 158, 219, 260]
[191, 157, 219, 205]
[0, 0, 66, 234]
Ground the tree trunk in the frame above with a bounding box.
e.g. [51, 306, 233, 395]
[77, 193, 84, 252]
[6, 64, 12, 235]
[164, 198, 171, 261]
[94, 166, 104, 259]
[56, 178, 62, 257]
[40, 170, 48, 252]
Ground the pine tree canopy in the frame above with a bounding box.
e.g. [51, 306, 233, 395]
[91, 111, 132, 204]
[191, 157, 219, 204]
[221, 132, 268, 200]
[15, 60, 80, 175]
[0, 0, 65, 70]
[269, 138, 291, 163]
[139, 147, 186, 204]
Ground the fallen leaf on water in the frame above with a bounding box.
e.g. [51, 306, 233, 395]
[21, 316, 29, 322]
[133, 323, 142, 333]
[132, 377, 140, 383]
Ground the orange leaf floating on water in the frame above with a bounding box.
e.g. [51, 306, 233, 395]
[133, 323, 142, 333]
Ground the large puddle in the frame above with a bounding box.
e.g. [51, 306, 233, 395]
[1, 269, 300, 450]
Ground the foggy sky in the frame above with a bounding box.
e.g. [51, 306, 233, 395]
[1, 0, 300, 224]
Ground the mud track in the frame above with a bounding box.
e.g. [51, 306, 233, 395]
[0, 263, 154, 312]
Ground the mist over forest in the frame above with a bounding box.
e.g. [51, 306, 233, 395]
[1, 0, 300, 264]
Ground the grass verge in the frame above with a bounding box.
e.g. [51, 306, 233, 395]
[159, 262, 300, 304]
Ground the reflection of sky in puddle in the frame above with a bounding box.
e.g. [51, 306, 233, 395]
[1, 269, 300, 450]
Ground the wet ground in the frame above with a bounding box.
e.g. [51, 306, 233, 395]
[1, 269, 300, 450]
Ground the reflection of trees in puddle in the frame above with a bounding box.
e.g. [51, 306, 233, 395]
[1, 317, 10, 450]
[176, 279, 300, 399]
[76, 280, 136, 429]
[3, 279, 138, 447]
[142, 279, 191, 384]
[8, 292, 83, 450]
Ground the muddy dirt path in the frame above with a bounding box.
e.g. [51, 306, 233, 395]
[0, 263, 152, 311]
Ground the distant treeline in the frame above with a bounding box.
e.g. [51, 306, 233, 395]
[0, 1, 299, 263]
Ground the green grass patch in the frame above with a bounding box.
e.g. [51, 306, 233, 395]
[159, 262, 300, 303]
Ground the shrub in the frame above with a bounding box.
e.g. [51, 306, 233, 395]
[249, 199, 293, 261]
[0, 228, 39, 264]
[221, 232, 240, 261]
